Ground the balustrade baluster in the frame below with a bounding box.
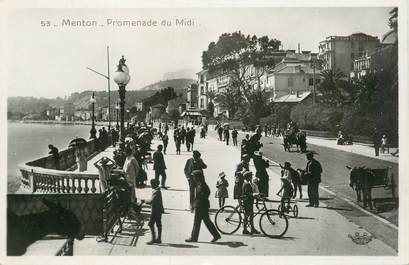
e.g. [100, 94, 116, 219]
[48, 175, 52, 192]
[60, 177, 66, 193]
[56, 176, 61, 193]
[91, 178, 96, 193]
[66, 177, 71, 193]
[84, 178, 89, 193]
[71, 176, 76, 193]
[39, 175, 44, 192]
[77, 177, 83, 193]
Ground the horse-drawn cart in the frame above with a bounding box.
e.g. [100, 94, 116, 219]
[347, 166, 396, 210]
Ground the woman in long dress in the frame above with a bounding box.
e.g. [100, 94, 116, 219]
[123, 147, 140, 203]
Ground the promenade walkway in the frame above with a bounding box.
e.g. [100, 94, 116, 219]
[72, 129, 396, 256]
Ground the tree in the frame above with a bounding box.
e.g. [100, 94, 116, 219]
[202, 32, 281, 122]
[318, 69, 353, 106]
[214, 87, 243, 119]
[205, 90, 216, 116]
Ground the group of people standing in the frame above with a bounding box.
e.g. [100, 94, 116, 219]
[173, 126, 196, 154]
[216, 123, 239, 146]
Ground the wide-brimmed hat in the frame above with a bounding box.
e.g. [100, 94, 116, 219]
[219, 171, 226, 178]
[253, 177, 260, 183]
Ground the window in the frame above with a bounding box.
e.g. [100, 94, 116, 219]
[200, 98, 204, 108]
[308, 78, 314, 86]
[351, 52, 354, 59]
[288, 77, 294, 87]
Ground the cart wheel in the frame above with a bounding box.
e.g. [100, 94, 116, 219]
[293, 204, 298, 218]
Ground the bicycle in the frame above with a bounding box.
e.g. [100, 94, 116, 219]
[214, 195, 289, 238]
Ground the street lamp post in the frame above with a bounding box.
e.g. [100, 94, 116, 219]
[115, 102, 120, 129]
[90, 93, 97, 139]
[126, 109, 130, 127]
[113, 56, 130, 143]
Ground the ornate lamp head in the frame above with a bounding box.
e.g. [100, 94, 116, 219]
[114, 55, 130, 85]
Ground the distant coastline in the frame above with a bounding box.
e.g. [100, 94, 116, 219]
[7, 119, 110, 126]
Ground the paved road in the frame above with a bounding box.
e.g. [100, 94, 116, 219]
[227, 130, 399, 223]
[71, 129, 397, 256]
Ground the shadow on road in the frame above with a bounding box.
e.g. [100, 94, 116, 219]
[156, 243, 199, 248]
[324, 206, 353, 211]
[199, 241, 248, 248]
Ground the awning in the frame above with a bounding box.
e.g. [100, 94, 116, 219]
[181, 111, 203, 117]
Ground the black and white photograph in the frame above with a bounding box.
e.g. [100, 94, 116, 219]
[1, 0, 408, 264]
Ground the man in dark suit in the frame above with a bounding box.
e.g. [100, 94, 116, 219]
[185, 170, 221, 243]
[304, 152, 322, 207]
[153, 144, 167, 188]
[184, 151, 207, 212]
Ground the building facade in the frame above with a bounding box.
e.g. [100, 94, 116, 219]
[266, 58, 321, 102]
[318, 33, 380, 75]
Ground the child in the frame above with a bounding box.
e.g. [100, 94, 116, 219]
[242, 171, 260, 235]
[144, 179, 164, 245]
[215, 171, 229, 208]
[276, 173, 294, 213]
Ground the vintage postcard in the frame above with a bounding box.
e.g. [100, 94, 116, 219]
[1, 0, 407, 264]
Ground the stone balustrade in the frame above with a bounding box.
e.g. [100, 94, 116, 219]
[19, 165, 100, 194]
[18, 137, 111, 194]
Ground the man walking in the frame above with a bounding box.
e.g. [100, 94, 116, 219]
[304, 152, 322, 207]
[232, 129, 238, 146]
[153, 144, 167, 188]
[162, 132, 169, 154]
[184, 151, 207, 212]
[372, 127, 381, 157]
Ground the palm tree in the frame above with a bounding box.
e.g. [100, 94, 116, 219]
[318, 69, 350, 106]
[214, 88, 243, 119]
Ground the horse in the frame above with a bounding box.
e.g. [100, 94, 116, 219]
[347, 166, 376, 210]
[296, 131, 307, 153]
[7, 198, 84, 256]
[283, 130, 298, 152]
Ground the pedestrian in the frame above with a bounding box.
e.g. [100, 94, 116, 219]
[94, 156, 116, 192]
[175, 134, 182, 155]
[381, 134, 389, 154]
[304, 152, 322, 207]
[48, 144, 60, 170]
[185, 170, 221, 243]
[215, 171, 229, 208]
[184, 150, 207, 212]
[185, 127, 191, 151]
[189, 128, 196, 150]
[75, 146, 87, 172]
[253, 151, 270, 197]
[276, 172, 294, 212]
[144, 179, 164, 245]
[264, 125, 268, 137]
[233, 155, 250, 205]
[180, 126, 187, 144]
[123, 147, 139, 204]
[153, 144, 167, 188]
[217, 126, 223, 141]
[241, 171, 260, 235]
[372, 128, 381, 157]
[162, 132, 169, 154]
[232, 129, 238, 146]
[240, 134, 250, 158]
[224, 127, 230, 145]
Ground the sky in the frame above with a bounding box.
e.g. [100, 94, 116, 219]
[7, 7, 393, 98]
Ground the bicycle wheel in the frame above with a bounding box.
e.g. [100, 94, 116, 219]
[215, 205, 242, 234]
[293, 204, 298, 218]
[259, 209, 289, 238]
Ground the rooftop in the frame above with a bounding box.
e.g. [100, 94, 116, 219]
[274, 91, 311, 103]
